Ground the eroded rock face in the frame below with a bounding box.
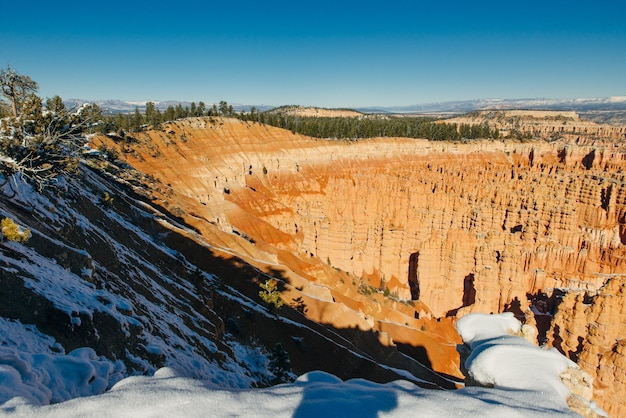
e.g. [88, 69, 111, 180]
[226, 138, 626, 319]
[548, 277, 626, 417]
[95, 116, 626, 413]
[446, 110, 626, 143]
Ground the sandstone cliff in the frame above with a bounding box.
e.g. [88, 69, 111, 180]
[548, 277, 626, 417]
[445, 109, 626, 143]
[93, 116, 626, 414]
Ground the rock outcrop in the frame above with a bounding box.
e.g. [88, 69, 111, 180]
[93, 116, 626, 414]
[446, 109, 626, 143]
[548, 277, 626, 417]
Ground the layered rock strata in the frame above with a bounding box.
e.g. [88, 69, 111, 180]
[548, 276, 626, 417]
[446, 110, 626, 143]
[95, 117, 626, 413]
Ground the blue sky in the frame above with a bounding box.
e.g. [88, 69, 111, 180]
[2, 0, 625, 108]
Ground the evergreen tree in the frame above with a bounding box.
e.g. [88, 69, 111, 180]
[175, 103, 185, 119]
[0, 77, 89, 190]
[164, 105, 176, 122]
[249, 106, 258, 122]
[197, 101, 206, 116]
[0, 65, 39, 117]
[45, 95, 65, 113]
[218, 100, 229, 116]
[145, 101, 157, 125]
[80, 103, 103, 128]
[131, 107, 143, 131]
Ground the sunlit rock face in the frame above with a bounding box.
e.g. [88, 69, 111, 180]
[237, 142, 626, 318]
[97, 115, 626, 414]
[445, 110, 626, 143]
[548, 277, 626, 417]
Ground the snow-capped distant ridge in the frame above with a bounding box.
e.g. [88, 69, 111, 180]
[607, 95, 626, 103]
[63, 96, 626, 116]
[63, 99, 190, 114]
[63, 99, 274, 114]
[357, 95, 626, 114]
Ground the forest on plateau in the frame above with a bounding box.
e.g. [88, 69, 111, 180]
[238, 110, 501, 141]
[85, 101, 501, 142]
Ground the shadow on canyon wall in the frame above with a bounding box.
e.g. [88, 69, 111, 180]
[0, 167, 455, 395]
[161, 219, 457, 390]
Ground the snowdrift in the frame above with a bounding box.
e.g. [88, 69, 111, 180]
[0, 313, 605, 417]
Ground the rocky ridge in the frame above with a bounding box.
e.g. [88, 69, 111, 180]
[445, 110, 626, 143]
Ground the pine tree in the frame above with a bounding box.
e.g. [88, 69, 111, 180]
[0, 77, 89, 190]
[164, 105, 176, 122]
[145, 101, 157, 125]
[218, 100, 229, 115]
[0, 65, 39, 117]
[131, 107, 143, 131]
[45, 95, 65, 113]
[197, 101, 206, 116]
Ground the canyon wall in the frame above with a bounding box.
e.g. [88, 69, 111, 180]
[226, 138, 626, 319]
[446, 110, 626, 142]
[548, 277, 626, 417]
[95, 116, 626, 415]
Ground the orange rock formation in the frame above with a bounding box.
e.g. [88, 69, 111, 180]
[549, 277, 626, 417]
[446, 109, 626, 142]
[93, 115, 626, 415]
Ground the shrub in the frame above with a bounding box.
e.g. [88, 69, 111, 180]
[259, 279, 284, 310]
[102, 192, 114, 206]
[1, 217, 30, 243]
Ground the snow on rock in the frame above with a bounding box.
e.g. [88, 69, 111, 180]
[0, 318, 125, 406]
[0, 367, 582, 417]
[0, 313, 605, 417]
[457, 312, 606, 417]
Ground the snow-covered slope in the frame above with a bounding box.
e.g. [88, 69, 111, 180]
[0, 168, 291, 398]
[0, 313, 604, 417]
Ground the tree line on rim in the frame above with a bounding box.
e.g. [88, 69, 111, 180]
[237, 111, 500, 141]
[1, 64, 504, 193]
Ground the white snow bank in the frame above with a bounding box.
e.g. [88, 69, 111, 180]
[0, 318, 125, 406]
[457, 312, 575, 397]
[0, 312, 595, 417]
[457, 312, 606, 416]
[1, 368, 580, 417]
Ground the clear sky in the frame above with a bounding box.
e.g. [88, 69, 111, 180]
[2, 0, 625, 108]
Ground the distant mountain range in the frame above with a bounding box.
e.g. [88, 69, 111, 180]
[357, 96, 626, 115]
[63, 99, 275, 114]
[64, 96, 626, 116]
